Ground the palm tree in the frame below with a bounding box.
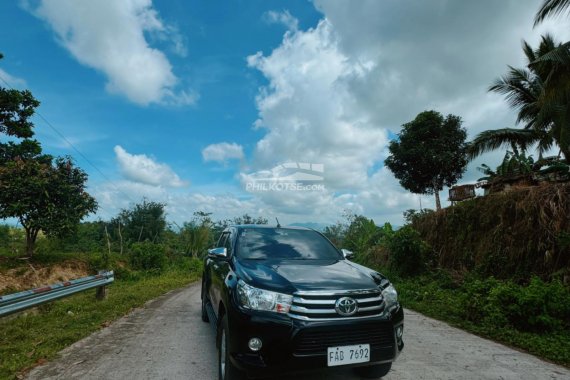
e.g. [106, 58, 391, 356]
[535, 0, 570, 25]
[468, 35, 570, 161]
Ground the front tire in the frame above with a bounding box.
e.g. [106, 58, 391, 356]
[201, 295, 209, 322]
[218, 315, 245, 380]
[201, 280, 209, 322]
[353, 362, 392, 378]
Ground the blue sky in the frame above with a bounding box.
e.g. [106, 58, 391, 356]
[1, 0, 569, 226]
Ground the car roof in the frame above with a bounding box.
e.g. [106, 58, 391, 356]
[231, 224, 312, 231]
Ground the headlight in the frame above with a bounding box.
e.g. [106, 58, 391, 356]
[382, 284, 398, 309]
[237, 280, 293, 314]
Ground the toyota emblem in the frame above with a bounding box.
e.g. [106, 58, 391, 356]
[335, 297, 358, 316]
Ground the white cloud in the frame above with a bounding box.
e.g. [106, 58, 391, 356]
[0, 68, 26, 88]
[31, 0, 194, 105]
[263, 10, 299, 31]
[114, 145, 188, 187]
[202, 142, 244, 163]
[247, 20, 387, 191]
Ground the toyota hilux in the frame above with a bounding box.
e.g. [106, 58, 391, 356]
[201, 225, 404, 379]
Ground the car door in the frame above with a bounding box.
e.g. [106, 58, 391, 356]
[209, 231, 230, 317]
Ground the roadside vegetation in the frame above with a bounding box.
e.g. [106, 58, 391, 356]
[0, 198, 267, 379]
[324, 210, 570, 367]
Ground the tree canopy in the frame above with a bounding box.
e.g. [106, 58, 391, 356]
[112, 200, 167, 244]
[0, 157, 98, 255]
[385, 110, 468, 210]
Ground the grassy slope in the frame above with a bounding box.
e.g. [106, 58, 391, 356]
[0, 269, 199, 380]
[391, 275, 570, 367]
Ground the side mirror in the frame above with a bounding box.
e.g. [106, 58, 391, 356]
[208, 247, 228, 259]
[341, 249, 354, 260]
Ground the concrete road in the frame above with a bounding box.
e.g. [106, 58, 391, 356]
[26, 283, 570, 380]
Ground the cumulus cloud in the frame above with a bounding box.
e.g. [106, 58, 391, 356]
[202, 142, 244, 163]
[31, 0, 195, 105]
[263, 10, 299, 31]
[114, 145, 188, 187]
[247, 20, 387, 190]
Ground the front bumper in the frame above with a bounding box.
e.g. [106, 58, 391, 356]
[226, 302, 404, 378]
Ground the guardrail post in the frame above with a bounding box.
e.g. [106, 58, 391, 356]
[96, 270, 108, 300]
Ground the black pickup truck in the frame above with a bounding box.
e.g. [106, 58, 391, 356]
[201, 225, 404, 379]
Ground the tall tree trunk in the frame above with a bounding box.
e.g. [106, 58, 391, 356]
[118, 222, 123, 255]
[434, 191, 441, 211]
[433, 179, 442, 211]
[24, 227, 38, 257]
[104, 225, 112, 257]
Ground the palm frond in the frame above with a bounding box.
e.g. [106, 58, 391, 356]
[522, 40, 536, 63]
[534, 0, 570, 26]
[531, 41, 570, 66]
[466, 129, 541, 160]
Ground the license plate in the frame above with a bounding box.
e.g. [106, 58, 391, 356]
[327, 344, 370, 367]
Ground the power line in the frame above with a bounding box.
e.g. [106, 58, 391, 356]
[0, 74, 137, 206]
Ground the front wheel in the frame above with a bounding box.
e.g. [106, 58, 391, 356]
[218, 315, 246, 380]
[201, 294, 209, 322]
[201, 279, 209, 322]
[353, 362, 392, 378]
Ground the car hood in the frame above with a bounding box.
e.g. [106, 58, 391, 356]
[234, 259, 383, 294]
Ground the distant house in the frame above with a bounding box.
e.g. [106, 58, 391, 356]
[448, 184, 476, 203]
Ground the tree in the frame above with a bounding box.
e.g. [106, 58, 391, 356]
[0, 54, 43, 163]
[179, 212, 214, 258]
[385, 110, 468, 210]
[112, 200, 167, 245]
[323, 222, 347, 247]
[344, 215, 381, 254]
[468, 35, 570, 161]
[0, 156, 98, 256]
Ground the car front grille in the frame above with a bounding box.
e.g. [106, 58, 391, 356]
[293, 322, 395, 356]
[288, 289, 385, 320]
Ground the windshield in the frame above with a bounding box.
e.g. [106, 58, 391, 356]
[236, 228, 342, 260]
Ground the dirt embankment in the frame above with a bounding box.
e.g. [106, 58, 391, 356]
[0, 260, 90, 295]
[413, 182, 570, 279]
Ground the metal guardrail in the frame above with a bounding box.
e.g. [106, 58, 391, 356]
[0, 271, 114, 318]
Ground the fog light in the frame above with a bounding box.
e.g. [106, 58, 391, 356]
[396, 326, 403, 339]
[248, 337, 263, 351]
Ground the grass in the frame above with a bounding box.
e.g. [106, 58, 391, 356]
[0, 266, 200, 380]
[385, 271, 570, 367]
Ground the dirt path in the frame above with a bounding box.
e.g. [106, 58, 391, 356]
[26, 283, 570, 380]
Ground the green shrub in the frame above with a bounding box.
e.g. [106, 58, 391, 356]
[129, 242, 167, 271]
[460, 276, 570, 333]
[386, 226, 432, 277]
[0, 225, 10, 246]
[169, 256, 203, 273]
[459, 276, 501, 323]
